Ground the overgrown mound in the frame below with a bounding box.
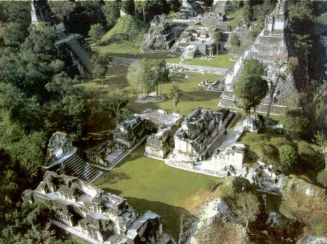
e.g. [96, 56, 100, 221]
[101, 15, 148, 46]
[281, 175, 327, 238]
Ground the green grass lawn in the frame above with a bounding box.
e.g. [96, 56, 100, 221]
[167, 54, 234, 68]
[128, 72, 221, 115]
[94, 146, 218, 239]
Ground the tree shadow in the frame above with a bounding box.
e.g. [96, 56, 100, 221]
[249, 193, 304, 244]
[124, 196, 197, 241]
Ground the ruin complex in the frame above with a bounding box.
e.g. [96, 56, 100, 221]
[24, 171, 173, 244]
[219, 0, 295, 115]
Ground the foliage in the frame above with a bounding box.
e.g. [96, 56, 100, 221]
[279, 144, 298, 171]
[283, 109, 310, 138]
[230, 33, 241, 49]
[170, 82, 181, 108]
[105, 90, 129, 124]
[317, 170, 327, 188]
[121, 0, 135, 15]
[230, 192, 260, 229]
[313, 131, 327, 149]
[48, 1, 76, 21]
[89, 23, 105, 44]
[235, 59, 268, 115]
[102, 0, 120, 28]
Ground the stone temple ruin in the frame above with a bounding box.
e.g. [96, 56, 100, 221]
[173, 0, 203, 23]
[219, 0, 296, 115]
[143, 110, 183, 159]
[114, 115, 156, 149]
[173, 108, 234, 161]
[31, 0, 91, 76]
[171, 26, 215, 60]
[24, 171, 173, 244]
[141, 15, 185, 51]
[44, 132, 102, 183]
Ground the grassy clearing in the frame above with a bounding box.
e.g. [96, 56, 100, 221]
[167, 54, 234, 68]
[94, 146, 218, 239]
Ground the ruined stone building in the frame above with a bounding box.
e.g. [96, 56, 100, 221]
[174, 0, 203, 22]
[173, 108, 234, 161]
[143, 110, 183, 159]
[171, 26, 215, 59]
[219, 0, 296, 115]
[141, 15, 185, 51]
[31, 0, 92, 76]
[211, 143, 245, 176]
[114, 115, 156, 149]
[44, 132, 102, 183]
[24, 171, 173, 244]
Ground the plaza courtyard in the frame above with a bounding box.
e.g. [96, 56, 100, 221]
[94, 146, 218, 239]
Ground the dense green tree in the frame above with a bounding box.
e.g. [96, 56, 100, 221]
[213, 31, 223, 54]
[279, 144, 298, 171]
[121, 0, 135, 15]
[127, 59, 146, 97]
[89, 23, 105, 44]
[102, 0, 121, 28]
[232, 192, 260, 231]
[147, 59, 169, 96]
[0, 22, 26, 47]
[92, 53, 112, 88]
[170, 82, 181, 109]
[230, 33, 241, 51]
[48, 1, 76, 21]
[317, 170, 327, 188]
[235, 59, 268, 116]
[105, 90, 129, 124]
[283, 109, 310, 138]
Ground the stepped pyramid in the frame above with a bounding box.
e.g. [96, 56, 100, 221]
[219, 0, 296, 115]
[31, 0, 92, 76]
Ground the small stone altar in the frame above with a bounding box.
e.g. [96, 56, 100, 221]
[24, 171, 173, 243]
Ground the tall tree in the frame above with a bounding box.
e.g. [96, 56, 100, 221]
[235, 59, 268, 117]
[102, 0, 120, 28]
[92, 53, 112, 88]
[170, 82, 181, 109]
[88, 23, 105, 44]
[213, 31, 223, 55]
[105, 90, 129, 124]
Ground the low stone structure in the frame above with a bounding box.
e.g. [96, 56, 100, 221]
[24, 171, 173, 244]
[173, 0, 203, 23]
[211, 143, 245, 176]
[141, 15, 185, 51]
[45, 132, 102, 183]
[143, 110, 183, 159]
[173, 108, 234, 161]
[114, 115, 156, 149]
[171, 26, 215, 59]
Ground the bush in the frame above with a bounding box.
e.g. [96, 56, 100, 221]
[252, 143, 278, 164]
[279, 145, 298, 171]
[317, 170, 327, 188]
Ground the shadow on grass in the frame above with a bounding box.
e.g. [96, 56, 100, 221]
[124, 197, 197, 241]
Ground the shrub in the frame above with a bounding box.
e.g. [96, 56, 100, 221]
[317, 170, 327, 188]
[279, 145, 298, 171]
[252, 143, 278, 164]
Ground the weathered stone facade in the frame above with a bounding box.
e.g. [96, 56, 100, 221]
[45, 132, 102, 183]
[144, 111, 183, 159]
[173, 108, 234, 161]
[171, 26, 215, 59]
[141, 15, 185, 51]
[24, 171, 173, 244]
[114, 115, 156, 149]
[211, 143, 245, 175]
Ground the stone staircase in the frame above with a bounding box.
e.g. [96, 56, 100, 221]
[66, 38, 92, 74]
[61, 153, 102, 183]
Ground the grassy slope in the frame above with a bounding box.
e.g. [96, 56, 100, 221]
[95, 146, 218, 239]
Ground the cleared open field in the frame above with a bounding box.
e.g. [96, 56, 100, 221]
[94, 146, 218, 239]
